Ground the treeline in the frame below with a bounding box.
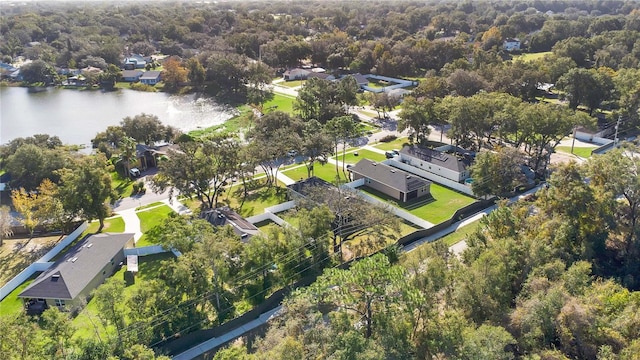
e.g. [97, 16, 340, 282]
[215, 143, 640, 360]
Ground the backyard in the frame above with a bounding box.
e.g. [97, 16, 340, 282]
[555, 146, 596, 159]
[263, 93, 296, 114]
[358, 183, 476, 224]
[0, 235, 62, 287]
[283, 162, 349, 184]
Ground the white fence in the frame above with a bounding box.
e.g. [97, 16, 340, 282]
[124, 245, 166, 257]
[0, 221, 88, 301]
[246, 212, 289, 227]
[383, 159, 476, 197]
[264, 201, 296, 214]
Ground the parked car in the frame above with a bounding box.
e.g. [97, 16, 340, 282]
[385, 151, 396, 159]
[129, 168, 141, 178]
[287, 150, 298, 157]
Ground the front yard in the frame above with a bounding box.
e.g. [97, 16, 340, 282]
[135, 204, 175, 247]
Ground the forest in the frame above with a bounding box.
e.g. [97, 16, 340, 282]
[1, 1, 640, 359]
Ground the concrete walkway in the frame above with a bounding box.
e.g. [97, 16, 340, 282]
[120, 208, 143, 243]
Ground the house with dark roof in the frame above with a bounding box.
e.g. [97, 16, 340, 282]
[201, 207, 260, 242]
[122, 70, 144, 82]
[140, 71, 161, 85]
[399, 145, 473, 183]
[348, 159, 431, 202]
[344, 73, 369, 88]
[19, 233, 134, 314]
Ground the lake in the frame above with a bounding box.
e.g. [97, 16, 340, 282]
[0, 86, 237, 149]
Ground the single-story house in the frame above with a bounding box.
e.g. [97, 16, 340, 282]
[19, 233, 134, 314]
[283, 68, 311, 81]
[307, 72, 335, 81]
[344, 73, 369, 88]
[140, 71, 161, 85]
[135, 143, 179, 170]
[201, 207, 260, 242]
[503, 38, 521, 51]
[122, 70, 144, 82]
[287, 176, 335, 199]
[348, 159, 431, 203]
[399, 145, 473, 183]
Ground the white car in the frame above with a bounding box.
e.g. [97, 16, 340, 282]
[129, 168, 141, 178]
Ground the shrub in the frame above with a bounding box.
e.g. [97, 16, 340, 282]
[130, 82, 156, 92]
[379, 134, 397, 143]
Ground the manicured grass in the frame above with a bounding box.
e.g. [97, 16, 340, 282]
[359, 183, 476, 224]
[279, 80, 305, 88]
[358, 109, 380, 118]
[263, 93, 296, 114]
[85, 216, 125, 235]
[254, 219, 281, 234]
[284, 162, 349, 184]
[338, 149, 387, 164]
[358, 122, 381, 134]
[513, 51, 552, 62]
[555, 146, 596, 159]
[111, 172, 135, 199]
[136, 201, 164, 211]
[135, 204, 174, 247]
[0, 276, 37, 316]
[219, 184, 290, 218]
[374, 137, 410, 151]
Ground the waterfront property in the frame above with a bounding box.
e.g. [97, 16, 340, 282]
[122, 70, 144, 82]
[348, 159, 431, 203]
[140, 71, 162, 85]
[18, 233, 134, 314]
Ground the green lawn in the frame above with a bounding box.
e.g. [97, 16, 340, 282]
[555, 146, 596, 158]
[358, 122, 381, 134]
[264, 93, 296, 114]
[111, 172, 135, 199]
[284, 162, 349, 184]
[254, 219, 281, 233]
[85, 216, 125, 234]
[188, 105, 253, 138]
[218, 184, 290, 218]
[513, 51, 552, 62]
[338, 149, 387, 164]
[358, 109, 380, 118]
[373, 137, 410, 151]
[359, 183, 476, 224]
[136, 201, 164, 211]
[135, 204, 174, 247]
[279, 80, 305, 88]
[0, 276, 37, 316]
[72, 252, 176, 340]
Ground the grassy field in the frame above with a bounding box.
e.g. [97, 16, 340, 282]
[85, 216, 125, 234]
[218, 183, 290, 218]
[338, 149, 387, 164]
[283, 162, 349, 184]
[263, 93, 296, 114]
[359, 122, 381, 134]
[513, 51, 552, 62]
[373, 137, 410, 151]
[555, 146, 596, 158]
[111, 172, 135, 199]
[135, 204, 175, 247]
[359, 183, 476, 224]
[279, 80, 305, 88]
[188, 105, 253, 138]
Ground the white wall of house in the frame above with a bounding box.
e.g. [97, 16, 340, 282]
[385, 160, 475, 197]
[399, 154, 468, 182]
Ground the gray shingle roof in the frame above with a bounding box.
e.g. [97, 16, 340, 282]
[19, 233, 134, 300]
[140, 71, 161, 80]
[201, 208, 260, 241]
[400, 145, 472, 173]
[348, 159, 430, 193]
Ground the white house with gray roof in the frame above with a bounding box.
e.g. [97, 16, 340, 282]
[19, 233, 134, 314]
[399, 145, 473, 183]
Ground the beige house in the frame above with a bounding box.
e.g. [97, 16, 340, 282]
[19, 233, 134, 314]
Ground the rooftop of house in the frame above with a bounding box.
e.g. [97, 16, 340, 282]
[286, 176, 335, 197]
[400, 145, 473, 173]
[19, 233, 134, 300]
[504, 38, 520, 43]
[348, 159, 430, 193]
[122, 70, 144, 78]
[140, 71, 161, 79]
[201, 207, 260, 241]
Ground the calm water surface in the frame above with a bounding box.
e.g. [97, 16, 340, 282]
[0, 86, 236, 149]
